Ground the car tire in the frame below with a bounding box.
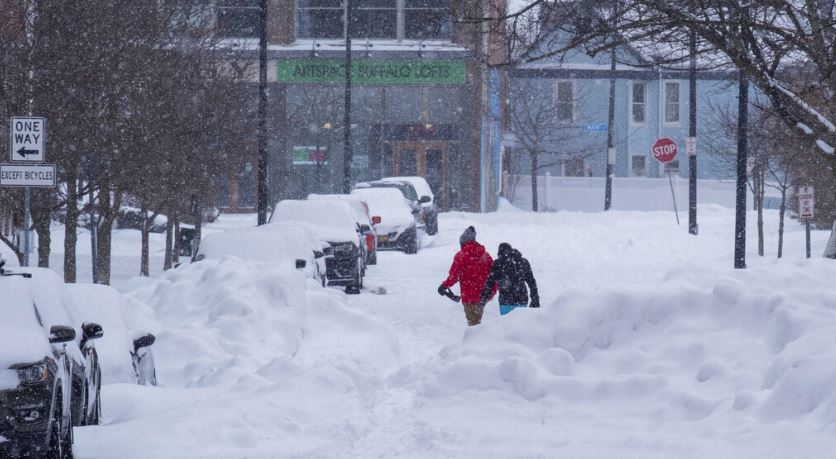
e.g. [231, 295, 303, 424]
[404, 231, 418, 254]
[345, 259, 363, 294]
[368, 251, 377, 265]
[47, 404, 63, 459]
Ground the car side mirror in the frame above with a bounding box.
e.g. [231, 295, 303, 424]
[419, 195, 431, 204]
[49, 326, 76, 344]
[359, 224, 371, 233]
[313, 250, 325, 259]
[295, 259, 307, 269]
[133, 333, 156, 351]
[82, 322, 104, 340]
[371, 216, 382, 225]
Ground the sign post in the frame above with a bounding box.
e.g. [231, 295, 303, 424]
[652, 137, 680, 225]
[3, 117, 52, 267]
[799, 185, 815, 259]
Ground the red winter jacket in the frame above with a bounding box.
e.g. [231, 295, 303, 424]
[441, 241, 496, 304]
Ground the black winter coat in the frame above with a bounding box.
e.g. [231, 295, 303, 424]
[480, 248, 539, 306]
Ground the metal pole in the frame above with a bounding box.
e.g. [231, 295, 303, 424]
[256, 0, 269, 225]
[604, 38, 616, 211]
[734, 73, 749, 269]
[688, 28, 698, 235]
[667, 170, 680, 225]
[342, 0, 353, 194]
[23, 188, 30, 267]
[806, 221, 812, 259]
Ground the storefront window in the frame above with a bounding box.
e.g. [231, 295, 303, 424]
[216, 1, 261, 38]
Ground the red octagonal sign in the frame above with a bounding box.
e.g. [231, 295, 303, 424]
[652, 137, 678, 164]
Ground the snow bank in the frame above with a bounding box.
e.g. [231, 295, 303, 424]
[67, 283, 158, 384]
[79, 257, 401, 458]
[401, 258, 836, 456]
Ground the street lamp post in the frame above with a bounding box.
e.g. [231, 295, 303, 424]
[256, 0, 269, 225]
[343, 0, 354, 194]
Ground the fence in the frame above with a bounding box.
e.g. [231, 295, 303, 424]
[503, 174, 779, 212]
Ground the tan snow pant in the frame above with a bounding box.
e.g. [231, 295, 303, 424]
[462, 303, 485, 326]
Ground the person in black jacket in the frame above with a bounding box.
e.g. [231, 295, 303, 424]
[479, 243, 540, 315]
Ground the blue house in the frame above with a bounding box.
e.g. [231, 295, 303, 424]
[507, 31, 746, 182]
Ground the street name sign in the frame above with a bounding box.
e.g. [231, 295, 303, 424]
[10, 117, 46, 162]
[799, 186, 815, 220]
[652, 137, 678, 164]
[586, 123, 608, 132]
[0, 164, 56, 187]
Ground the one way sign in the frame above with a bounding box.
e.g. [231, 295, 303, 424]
[10, 116, 46, 162]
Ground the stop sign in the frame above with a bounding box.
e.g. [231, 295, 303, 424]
[652, 138, 678, 164]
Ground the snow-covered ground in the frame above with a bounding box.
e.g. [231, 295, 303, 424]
[45, 205, 836, 458]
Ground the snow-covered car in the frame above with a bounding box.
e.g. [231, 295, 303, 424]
[354, 180, 427, 232]
[193, 221, 329, 287]
[270, 200, 366, 293]
[381, 176, 438, 235]
[308, 194, 379, 266]
[351, 187, 419, 254]
[65, 283, 158, 388]
[0, 263, 80, 457]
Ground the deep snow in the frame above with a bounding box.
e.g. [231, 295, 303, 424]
[35, 204, 836, 458]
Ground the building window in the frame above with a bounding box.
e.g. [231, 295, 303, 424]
[217, 1, 261, 38]
[631, 155, 646, 176]
[297, 0, 451, 40]
[554, 81, 574, 124]
[350, 0, 397, 39]
[298, 0, 344, 39]
[404, 0, 452, 40]
[631, 82, 646, 124]
[564, 156, 585, 176]
[665, 81, 680, 124]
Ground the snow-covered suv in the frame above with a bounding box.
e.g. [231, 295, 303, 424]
[0, 262, 79, 457]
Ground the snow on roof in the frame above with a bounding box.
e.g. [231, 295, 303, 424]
[350, 187, 415, 230]
[271, 200, 360, 245]
[0, 274, 60, 373]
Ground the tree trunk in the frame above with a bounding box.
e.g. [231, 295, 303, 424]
[163, 214, 174, 270]
[755, 168, 764, 257]
[530, 153, 538, 212]
[30, 189, 52, 268]
[193, 208, 203, 260]
[777, 187, 787, 258]
[64, 173, 78, 283]
[173, 214, 180, 264]
[95, 186, 122, 285]
[140, 204, 150, 277]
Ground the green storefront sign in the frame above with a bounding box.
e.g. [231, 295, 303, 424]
[278, 59, 465, 85]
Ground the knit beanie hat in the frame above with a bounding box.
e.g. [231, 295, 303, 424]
[459, 226, 476, 246]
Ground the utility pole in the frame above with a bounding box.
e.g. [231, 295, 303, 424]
[342, 0, 354, 194]
[734, 72, 749, 269]
[256, 0, 269, 225]
[604, 34, 616, 211]
[688, 28, 698, 235]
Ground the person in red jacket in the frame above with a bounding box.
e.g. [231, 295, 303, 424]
[438, 226, 496, 326]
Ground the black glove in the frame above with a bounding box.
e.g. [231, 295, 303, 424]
[530, 298, 540, 308]
[438, 284, 447, 296]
